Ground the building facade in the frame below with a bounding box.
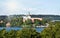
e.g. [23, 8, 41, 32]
[23, 14, 42, 22]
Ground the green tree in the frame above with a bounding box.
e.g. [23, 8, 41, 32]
[0, 29, 7, 38]
[40, 21, 60, 38]
[23, 19, 33, 27]
[19, 28, 41, 38]
[6, 30, 16, 38]
[10, 17, 23, 27]
[34, 19, 42, 26]
[15, 30, 22, 38]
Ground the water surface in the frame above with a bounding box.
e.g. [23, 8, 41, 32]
[0, 27, 44, 32]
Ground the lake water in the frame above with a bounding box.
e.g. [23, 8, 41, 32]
[0, 27, 44, 32]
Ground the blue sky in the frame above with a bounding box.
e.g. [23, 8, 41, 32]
[0, 0, 60, 15]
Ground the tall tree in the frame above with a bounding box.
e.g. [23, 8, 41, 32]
[23, 19, 33, 27]
[10, 17, 23, 27]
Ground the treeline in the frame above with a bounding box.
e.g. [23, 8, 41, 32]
[0, 17, 48, 27]
[10, 17, 48, 27]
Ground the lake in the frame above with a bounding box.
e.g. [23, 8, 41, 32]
[0, 27, 45, 32]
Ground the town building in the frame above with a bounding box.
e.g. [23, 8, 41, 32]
[23, 13, 42, 22]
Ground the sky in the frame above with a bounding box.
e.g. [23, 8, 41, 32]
[0, 0, 60, 15]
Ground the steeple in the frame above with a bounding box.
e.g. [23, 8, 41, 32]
[28, 11, 30, 16]
[27, 12, 31, 18]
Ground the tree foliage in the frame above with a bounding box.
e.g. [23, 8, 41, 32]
[10, 17, 23, 27]
[41, 21, 60, 38]
[23, 19, 33, 27]
[0, 28, 41, 38]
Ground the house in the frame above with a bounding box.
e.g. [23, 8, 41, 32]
[6, 22, 11, 27]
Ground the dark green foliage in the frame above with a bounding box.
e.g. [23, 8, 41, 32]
[10, 17, 23, 27]
[34, 19, 43, 26]
[0, 28, 41, 38]
[25, 19, 33, 25]
[21, 28, 41, 38]
[41, 21, 60, 38]
[23, 19, 33, 27]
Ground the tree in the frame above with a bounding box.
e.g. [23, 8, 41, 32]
[19, 28, 41, 38]
[23, 19, 33, 27]
[0, 29, 7, 38]
[6, 30, 16, 38]
[16, 30, 22, 38]
[40, 21, 60, 38]
[10, 17, 23, 27]
[34, 19, 42, 26]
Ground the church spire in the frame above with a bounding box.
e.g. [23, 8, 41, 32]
[27, 11, 31, 16]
